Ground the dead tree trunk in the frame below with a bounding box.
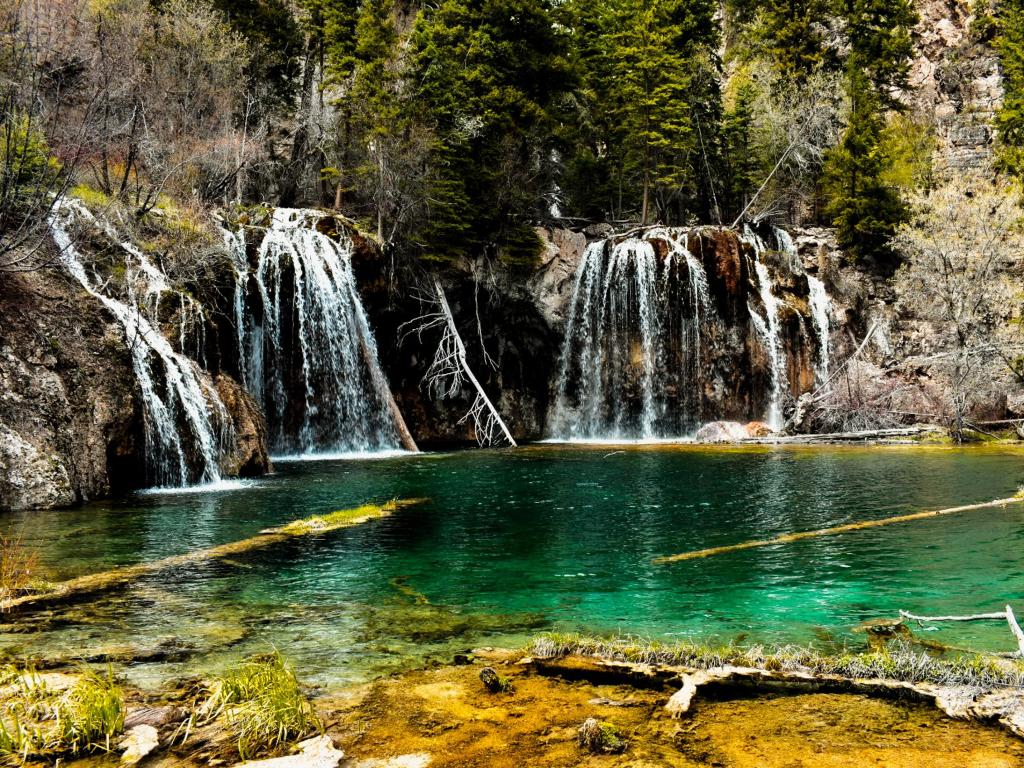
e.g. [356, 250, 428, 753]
[433, 278, 517, 447]
[358, 336, 419, 453]
[400, 279, 517, 447]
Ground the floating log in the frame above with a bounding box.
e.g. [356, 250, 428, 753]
[1, 499, 424, 615]
[900, 610, 1009, 623]
[654, 496, 1024, 564]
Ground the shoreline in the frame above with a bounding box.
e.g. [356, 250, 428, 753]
[2, 637, 1022, 767]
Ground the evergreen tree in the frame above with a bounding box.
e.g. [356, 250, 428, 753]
[995, 0, 1024, 178]
[560, 0, 718, 224]
[209, 0, 302, 109]
[823, 68, 906, 263]
[408, 0, 572, 263]
[823, 0, 916, 265]
[728, 0, 834, 81]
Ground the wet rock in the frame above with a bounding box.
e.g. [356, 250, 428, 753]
[124, 706, 186, 730]
[744, 421, 775, 438]
[0, 268, 140, 510]
[120, 724, 159, 765]
[215, 374, 271, 477]
[479, 666, 510, 693]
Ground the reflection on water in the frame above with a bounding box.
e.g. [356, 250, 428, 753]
[2, 444, 1024, 689]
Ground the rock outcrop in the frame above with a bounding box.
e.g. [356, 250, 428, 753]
[0, 266, 140, 511]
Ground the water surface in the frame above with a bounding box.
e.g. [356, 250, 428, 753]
[3, 444, 1023, 688]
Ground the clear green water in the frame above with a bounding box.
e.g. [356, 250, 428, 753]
[2, 444, 1024, 689]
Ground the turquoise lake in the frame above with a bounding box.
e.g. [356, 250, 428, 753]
[3, 444, 1024, 689]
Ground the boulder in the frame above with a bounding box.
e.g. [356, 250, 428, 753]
[230, 735, 343, 768]
[694, 421, 750, 443]
[120, 724, 159, 765]
[215, 374, 271, 477]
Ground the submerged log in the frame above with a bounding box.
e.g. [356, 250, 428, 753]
[1, 499, 424, 615]
[653, 496, 1024, 564]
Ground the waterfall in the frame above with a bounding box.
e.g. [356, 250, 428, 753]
[226, 209, 399, 456]
[549, 228, 712, 440]
[806, 275, 832, 384]
[744, 229, 788, 430]
[48, 199, 232, 487]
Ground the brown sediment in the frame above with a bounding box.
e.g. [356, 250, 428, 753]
[654, 496, 1024, 564]
[323, 658, 1024, 768]
[1, 499, 424, 615]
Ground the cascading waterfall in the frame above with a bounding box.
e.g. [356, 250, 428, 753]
[549, 228, 713, 439]
[551, 224, 834, 441]
[743, 228, 788, 430]
[806, 275, 832, 384]
[226, 209, 399, 456]
[48, 199, 232, 487]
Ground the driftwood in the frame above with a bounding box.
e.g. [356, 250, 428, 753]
[531, 654, 1024, 739]
[654, 496, 1024, 564]
[757, 426, 935, 443]
[900, 605, 1024, 658]
[1, 500, 423, 615]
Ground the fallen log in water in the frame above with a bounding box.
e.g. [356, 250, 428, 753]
[654, 495, 1024, 564]
[899, 607, 1024, 657]
[1, 499, 424, 615]
[529, 653, 1024, 740]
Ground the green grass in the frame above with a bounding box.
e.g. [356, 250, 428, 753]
[530, 633, 1024, 690]
[0, 667, 124, 760]
[191, 651, 320, 760]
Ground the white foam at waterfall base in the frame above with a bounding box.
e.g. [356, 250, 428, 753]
[48, 199, 232, 488]
[226, 209, 401, 456]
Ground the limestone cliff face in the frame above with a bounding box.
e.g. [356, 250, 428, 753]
[0, 266, 141, 510]
[908, 0, 1003, 174]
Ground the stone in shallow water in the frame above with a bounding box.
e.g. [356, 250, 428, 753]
[120, 724, 159, 765]
[230, 735, 343, 768]
[694, 421, 752, 443]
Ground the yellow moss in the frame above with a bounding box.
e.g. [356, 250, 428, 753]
[70, 184, 111, 210]
[277, 501, 400, 536]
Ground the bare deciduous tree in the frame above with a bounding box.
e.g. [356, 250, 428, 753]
[893, 176, 1024, 438]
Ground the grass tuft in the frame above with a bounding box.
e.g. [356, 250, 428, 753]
[191, 651, 320, 760]
[0, 667, 124, 759]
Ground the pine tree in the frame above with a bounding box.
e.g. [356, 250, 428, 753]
[560, 0, 718, 224]
[728, 0, 834, 81]
[823, 68, 906, 263]
[408, 0, 572, 263]
[995, 0, 1024, 178]
[823, 0, 916, 265]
